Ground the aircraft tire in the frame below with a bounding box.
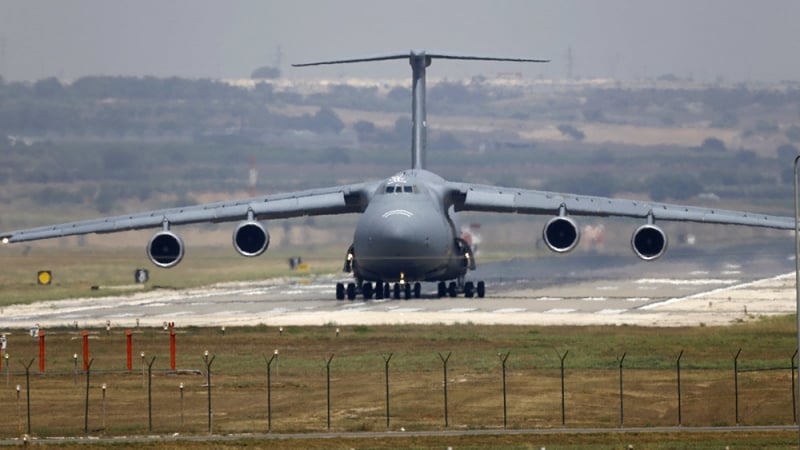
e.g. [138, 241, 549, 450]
[437, 282, 446, 298]
[375, 281, 384, 299]
[362, 282, 373, 300]
[477, 281, 485, 298]
[346, 282, 357, 300]
[384, 283, 391, 298]
[413, 282, 421, 298]
[404, 283, 411, 300]
[448, 282, 457, 298]
[336, 283, 345, 301]
[393, 283, 401, 299]
[464, 281, 475, 298]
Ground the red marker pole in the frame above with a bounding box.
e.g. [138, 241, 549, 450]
[170, 328, 176, 371]
[82, 330, 89, 371]
[126, 330, 133, 371]
[38, 330, 46, 372]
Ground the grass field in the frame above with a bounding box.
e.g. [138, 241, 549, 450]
[0, 320, 798, 448]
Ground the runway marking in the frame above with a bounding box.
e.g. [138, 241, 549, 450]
[536, 297, 564, 301]
[545, 308, 576, 314]
[597, 309, 627, 314]
[492, 308, 527, 313]
[445, 308, 478, 313]
[582, 297, 608, 302]
[635, 278, 739, 286]
[639, 273, 792, 310]
[389, 308, 422, 313]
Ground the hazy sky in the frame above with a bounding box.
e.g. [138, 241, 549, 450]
[1, 0, 798, 83]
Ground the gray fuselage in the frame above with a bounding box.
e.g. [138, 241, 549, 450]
[351, 169, 467, 283]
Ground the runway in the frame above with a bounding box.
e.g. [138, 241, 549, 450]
[0, 237, 795, 329]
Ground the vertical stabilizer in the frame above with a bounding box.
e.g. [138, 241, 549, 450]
[293, 51, 548, 170]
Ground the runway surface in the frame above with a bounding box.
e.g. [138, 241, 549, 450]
[0, 237, 795, 329]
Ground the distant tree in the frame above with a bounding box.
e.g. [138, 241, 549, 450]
[353, 120, 376, 135]
[309, 107, 344, 133]
[251, 66, 281, 79]
[33, 77, 64, 98]
[557, 124, 585, 141]
[647, 173, 702, 201]
[699, 137, 726, 152]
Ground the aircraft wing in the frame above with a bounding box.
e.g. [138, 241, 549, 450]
[1, 182, 376, 244]
[448, 182, 795, 230]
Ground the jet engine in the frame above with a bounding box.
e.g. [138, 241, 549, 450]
[631, 224, 667, 260]
[233, 220, 270, 257]
[543, 216, 580, 253]
[147, 231, 185, 268]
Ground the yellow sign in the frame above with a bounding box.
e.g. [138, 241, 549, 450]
[297, 263, 309, 272]
[37, 271, 52, 285]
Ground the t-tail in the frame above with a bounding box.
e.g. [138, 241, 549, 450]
[293, 50, 549, 170]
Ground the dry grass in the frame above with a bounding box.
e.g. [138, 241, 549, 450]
[0, 322, 796, 446]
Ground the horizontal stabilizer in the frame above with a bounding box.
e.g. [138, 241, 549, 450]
[293, 50, 549, 67]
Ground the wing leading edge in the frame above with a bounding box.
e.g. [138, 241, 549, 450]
[449, 182, 795, 230]
[1, 182, 376, 244]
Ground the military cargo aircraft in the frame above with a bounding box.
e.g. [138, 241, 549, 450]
[1, 50, 795, 301]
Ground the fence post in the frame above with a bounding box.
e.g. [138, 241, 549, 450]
[676, 350, 684, 426]
[38, 331, 45, 373]
[22, 358, 34, 436]
[126, 330, 132, 371]
[792, 350, 797, 425]
[326, 354, 334, 431]
[170, 329, 176, 371]
[734, 348, 741, 426]
[618, 352, 626, 428]
[498, 352, 510, 429]
[559, 351, 568, 426]
[146, 356, 156, 433]
[438, 352, 451, 428]
[202, 350, 215, 434]
[263, 350, 278, 432]
[383, 353, 393, 430]
[83, 358, 94, 434]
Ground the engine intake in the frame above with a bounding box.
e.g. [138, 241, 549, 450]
[631, 224, 667, 260]
[543, 216, 580, 253]
[147, 231, 185, 268]
[233, 220, 270, 257]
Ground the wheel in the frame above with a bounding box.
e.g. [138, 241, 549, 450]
[448, 282, 457, 298]
[413, 282, 421, 298]
[346, 282, 357, 300]
[375, 281, 384, 299]
[362, 282, 373, 300]
[437, 282, 446, 298]
[464, 281, 474, 298]
[403, 283, 411, 300]
[336, 283, 345, 301]
[393, 283, 401, 299]
[477, 281, 485, 298]
[384, 283, 391, 299]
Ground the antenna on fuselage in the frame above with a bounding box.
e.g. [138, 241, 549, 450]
[293, 51, 549, 170]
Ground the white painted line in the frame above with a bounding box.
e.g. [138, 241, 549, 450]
[545, 308, 576, 314]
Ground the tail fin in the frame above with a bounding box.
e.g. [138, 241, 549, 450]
[294, 50, 548, 170]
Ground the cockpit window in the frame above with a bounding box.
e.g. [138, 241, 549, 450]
[383, 184, 417, 194]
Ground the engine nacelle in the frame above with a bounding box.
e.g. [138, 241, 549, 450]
[233, 220, 270, 257]
[631, 224, 668, 261]
[543, 216, 580, 253]
[147, 231, 185, 268]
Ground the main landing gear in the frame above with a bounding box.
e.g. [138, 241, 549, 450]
[335, 278, 486, 300]
[336, 281, 422, 301]
[436, 278, 485, 299]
